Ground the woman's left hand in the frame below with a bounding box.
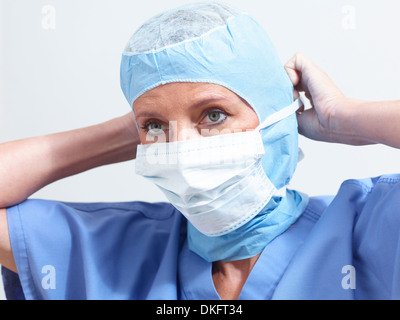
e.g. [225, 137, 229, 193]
[285, 53, 400, 148]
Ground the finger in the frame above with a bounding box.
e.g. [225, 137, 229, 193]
[293, 88, 300, 100]
[285, 53, 315, 91]
[293, 89, 305, 113]
[285, 55, 312, 95]
[288, 53, 342, 99]
[284, 56, 301, 87]
[286, 57, 311, 103]
[297, 104, 305, 114]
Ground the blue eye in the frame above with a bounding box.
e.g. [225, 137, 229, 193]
[208, 112, 222, 122]
[204, 110, 227, 124]
[148, 123, 163, 130]
[142, 121, 166, 136]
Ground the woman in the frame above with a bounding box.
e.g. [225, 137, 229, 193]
[1, 2, 400, 300]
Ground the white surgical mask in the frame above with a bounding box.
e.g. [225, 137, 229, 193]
[135, 98, 303, 237]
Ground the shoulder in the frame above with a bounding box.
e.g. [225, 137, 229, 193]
[347, 174, 400, 238]
[6, 199, 182, 260]
[338, 173, 400, 219]
[340, 173, 400, 193]
[316, 173, 400, 215]
[58, 200, 177, 220]
[299, 173, 400, 237]
[6, 199, 184, 299]
[9, 198, 177, 221]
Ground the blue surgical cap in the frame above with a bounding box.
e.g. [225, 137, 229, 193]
[120, 1, 299, 190]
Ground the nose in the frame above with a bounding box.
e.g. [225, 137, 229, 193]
[169, 120, 202, 142]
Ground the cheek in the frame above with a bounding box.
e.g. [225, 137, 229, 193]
[139, 132, 149, 144]
[138, 126, 168, 144]
[249, 111, 260, 129]
[237, 108, 259, 131]
[139, 131, 169, 145]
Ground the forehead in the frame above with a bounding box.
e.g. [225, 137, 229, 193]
[132, 82, 250, 110]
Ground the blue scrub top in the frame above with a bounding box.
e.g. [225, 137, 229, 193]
[5, 174, 400, 299]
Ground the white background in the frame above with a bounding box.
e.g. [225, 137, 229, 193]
[1, 0, 400, 300]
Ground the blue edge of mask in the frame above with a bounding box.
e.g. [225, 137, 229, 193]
[120, 13, 309, 262]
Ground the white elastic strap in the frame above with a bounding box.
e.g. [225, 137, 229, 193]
[274, 186, 287, 197]
[256, 97, 303, 131]
[298, 147, 305, 162]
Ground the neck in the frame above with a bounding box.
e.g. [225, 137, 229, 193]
[212, 252, 261, 300]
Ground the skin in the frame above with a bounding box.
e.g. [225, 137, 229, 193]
[285, 53, 400, 148]
[0, 53, 399, 299]
[133, 82, 259, 143]
[133, 83, 260, 300]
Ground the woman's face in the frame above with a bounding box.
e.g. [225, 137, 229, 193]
[132, 82, 259, 144]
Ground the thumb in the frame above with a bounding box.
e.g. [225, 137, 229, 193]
[284, 62, 301, 87]
[296, 108, 321, 140]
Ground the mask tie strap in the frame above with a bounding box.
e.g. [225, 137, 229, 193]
[255, 97, 304, 131]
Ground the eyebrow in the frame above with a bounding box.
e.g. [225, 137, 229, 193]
[135, 93, 232, 119]
[190, 93, 231, 110]
[135, 110, 165, 119]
